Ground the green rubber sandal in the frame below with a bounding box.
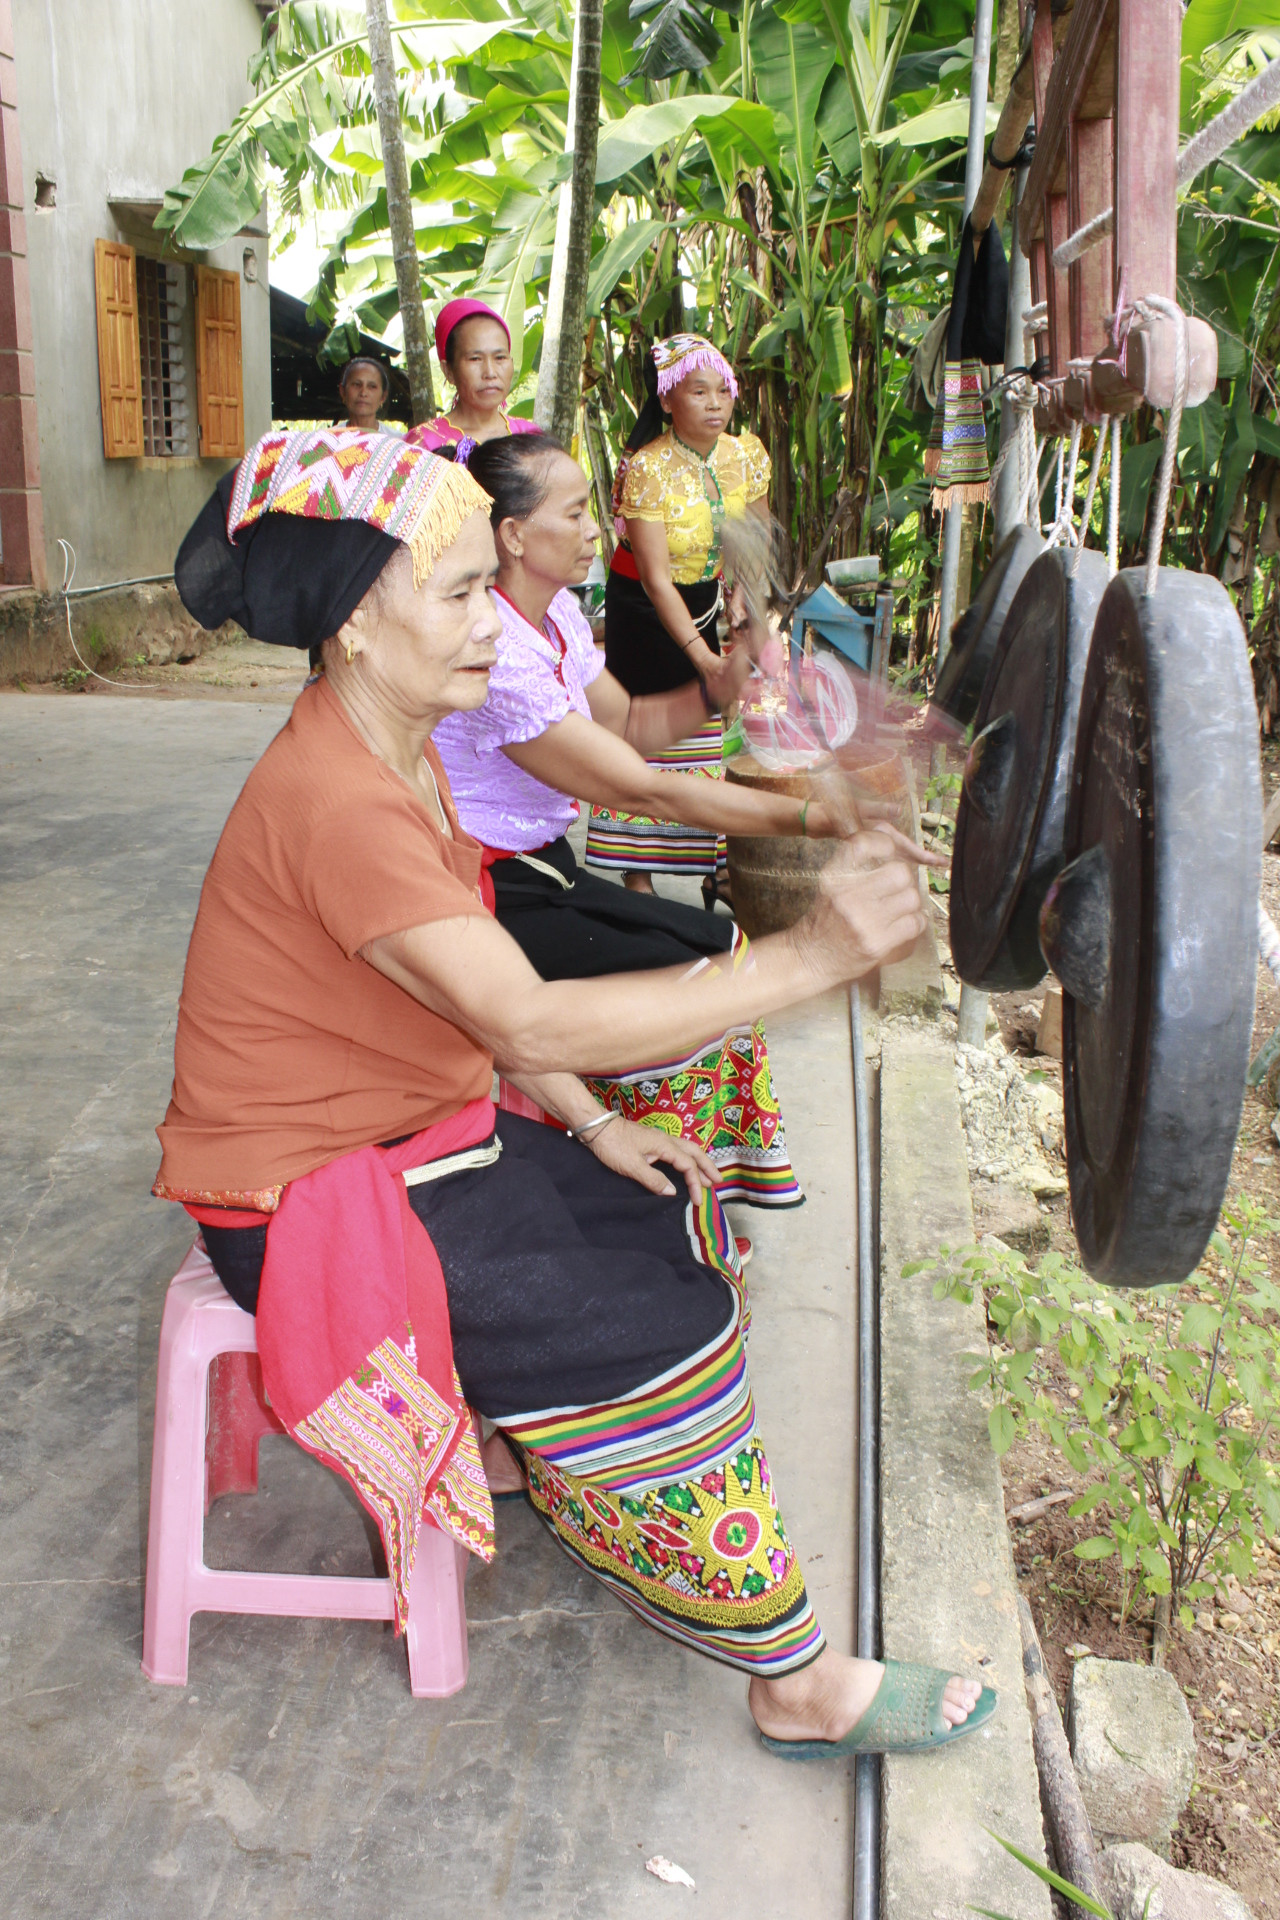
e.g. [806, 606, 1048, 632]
[759, 1659, 997, 1760]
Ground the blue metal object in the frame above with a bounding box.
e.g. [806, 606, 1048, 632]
[794, 582, 874, 671]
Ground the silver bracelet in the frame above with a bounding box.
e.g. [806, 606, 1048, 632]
[568, 1110, 618, 1143]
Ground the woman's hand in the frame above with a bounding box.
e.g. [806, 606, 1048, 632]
[702, 642, 751, 711]
[726, 585, 785, 679]
[790, 831, 935, 986]
[585, 1115, 719, 1203]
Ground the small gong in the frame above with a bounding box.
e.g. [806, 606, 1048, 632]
[950, 547, 1109, 990]
[932, 523, 1044, 731]
[1045, 567, 1260, 1287]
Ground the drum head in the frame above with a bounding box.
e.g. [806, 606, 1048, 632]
[1055, 567, 1261, 1286]
[932, 523, 1045, 731]
[950, 548, 1108, 990]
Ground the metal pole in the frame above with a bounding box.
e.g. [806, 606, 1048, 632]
[935, 0, 996, 673]
[850, 983, 880, 1920]
[948, 0, 996, 1053]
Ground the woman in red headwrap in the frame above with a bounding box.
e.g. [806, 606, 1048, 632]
[405, 299, 542, 466]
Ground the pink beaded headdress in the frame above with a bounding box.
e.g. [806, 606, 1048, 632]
[651, 333, 739, 401]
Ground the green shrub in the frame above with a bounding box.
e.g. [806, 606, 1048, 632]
[918, 1197, 1280, 1627]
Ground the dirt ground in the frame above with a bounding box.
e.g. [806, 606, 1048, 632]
[929, 738, 1280, 1920]
[5, 633, 307, 703]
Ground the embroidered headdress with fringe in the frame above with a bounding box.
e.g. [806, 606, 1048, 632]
[228, 427, 491, 591]
[652, 333, 739, 402]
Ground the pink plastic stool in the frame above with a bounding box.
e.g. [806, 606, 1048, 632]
[142, 1242, 470, 1697]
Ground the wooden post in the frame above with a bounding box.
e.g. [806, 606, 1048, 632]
[1067, 117, 1114, 361]
[1114, 0, 1179, 308]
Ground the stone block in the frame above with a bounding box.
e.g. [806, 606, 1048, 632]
[879, 1030, 1052, 1920]
[880, 928, 944, 1018]
[1098, 1842, 1256, 1920]
[1036, 988, 1063, 1058]
[1068, 1658, 1195, 1854]
[971, 1178, 1048, 1252]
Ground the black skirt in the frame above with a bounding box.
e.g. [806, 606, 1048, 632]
[200, 1113, 734, 1418]
[490, 833, 732, 980]
[603, 567, 720, 696]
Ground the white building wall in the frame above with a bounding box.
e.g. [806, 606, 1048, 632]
[13, 0, 270, 587]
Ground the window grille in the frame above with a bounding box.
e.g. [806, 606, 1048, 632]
[137, 258, 192, 457]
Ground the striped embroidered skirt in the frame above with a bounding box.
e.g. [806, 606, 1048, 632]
[584, 717, 729, 878]
[581, 1011, 801, 1207]
[199, 1112, 824, 1677]
[490, 839, 803, 1208]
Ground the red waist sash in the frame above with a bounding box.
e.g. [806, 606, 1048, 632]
[184, 1097, 498, 1625]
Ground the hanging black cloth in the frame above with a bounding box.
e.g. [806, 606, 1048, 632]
[949, 214, 1010, 367]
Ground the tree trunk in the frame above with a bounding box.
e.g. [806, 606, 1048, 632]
[993, 0, 1021, 112]
[845, 146, 885, 554]
[365, 0, 435, 424]
[536, 0, 604, 445]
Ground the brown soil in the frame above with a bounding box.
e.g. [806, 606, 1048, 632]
[3, 634, 305, 703]
[1003, 1425, 1280, 1918]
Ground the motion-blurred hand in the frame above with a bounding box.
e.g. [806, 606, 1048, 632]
[794, 832, 933, 983]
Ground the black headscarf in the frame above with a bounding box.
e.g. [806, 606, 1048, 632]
[175, 472, 401, 650]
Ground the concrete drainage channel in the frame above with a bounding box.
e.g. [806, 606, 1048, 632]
[858, 919, 1053, 1920]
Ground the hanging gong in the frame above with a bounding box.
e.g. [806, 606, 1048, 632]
[950, 547, 1109, 990]
[1040, 567, 1261, 1288]
[932, 523, 1045, 731]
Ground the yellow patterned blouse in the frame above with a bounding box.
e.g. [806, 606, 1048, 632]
[615, 430, 771, 585]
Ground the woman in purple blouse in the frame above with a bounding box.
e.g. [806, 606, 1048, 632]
[433, 433, 854, 1209]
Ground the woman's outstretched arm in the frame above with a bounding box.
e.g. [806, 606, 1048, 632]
[361, 832, 937, 1079]
[504, 709, 847, 838]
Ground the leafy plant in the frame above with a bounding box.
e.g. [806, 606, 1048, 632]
[924, 764, 961, 811]
[969, 1828, 1114, 1920]
[155, 0, 1280, 689]
[921, 1197, 1280, 1626]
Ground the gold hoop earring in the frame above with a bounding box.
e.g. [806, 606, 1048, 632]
[345, 639, 357, 666]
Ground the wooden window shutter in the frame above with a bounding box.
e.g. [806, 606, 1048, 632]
[93, 239, 144, 459]
[195, 266, 244, 458]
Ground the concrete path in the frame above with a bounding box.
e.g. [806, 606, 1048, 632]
[0, 695, 859, 1918]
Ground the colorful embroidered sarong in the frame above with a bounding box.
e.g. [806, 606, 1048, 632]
[581, 1011, 803, 1207]
[500, 1189, 823, 1675]
[189, 1114, 822, 1676]
[486, 845, 804, 1207]
[584, 716, 728, 877]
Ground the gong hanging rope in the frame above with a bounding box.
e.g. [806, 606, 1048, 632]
[1046, 423, 1085, 551]
[1068, 427, 1109, 577]
[1132, 294, 1191, 598]
[1107, 418, 1122, 580]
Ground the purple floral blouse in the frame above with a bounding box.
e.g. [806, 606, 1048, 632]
[434, 587, 605, 852]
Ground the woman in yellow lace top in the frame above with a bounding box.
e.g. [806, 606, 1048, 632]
[585, 335, 771, 906]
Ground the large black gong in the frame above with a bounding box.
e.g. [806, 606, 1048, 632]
[950, 547, 1109, 990]
[932, 523, 1045, 731]
[1041, 568, 1261, 1287]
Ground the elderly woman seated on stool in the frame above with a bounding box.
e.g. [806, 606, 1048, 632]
[153, 426, 993, 1761]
